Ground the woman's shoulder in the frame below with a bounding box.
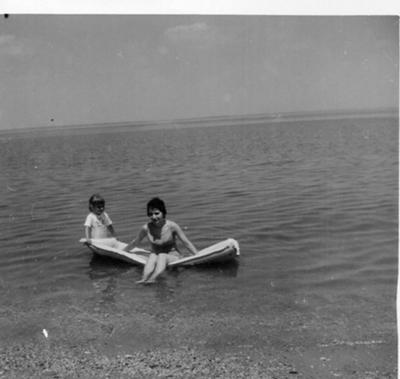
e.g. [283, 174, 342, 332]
[166, 220, 180, 230]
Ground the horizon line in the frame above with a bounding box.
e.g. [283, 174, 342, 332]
[0, 106, 398, 133]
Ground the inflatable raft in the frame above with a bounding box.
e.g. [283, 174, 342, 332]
[79, 237, 240, 267]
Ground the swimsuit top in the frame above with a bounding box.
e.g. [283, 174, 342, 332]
[146, 220, 178, 254]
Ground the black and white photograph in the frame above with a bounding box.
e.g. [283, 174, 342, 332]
[0, 2, 398, 378]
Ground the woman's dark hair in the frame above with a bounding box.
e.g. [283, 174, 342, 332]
[147, 197, 167, 217]
[88, 194, 105, 211]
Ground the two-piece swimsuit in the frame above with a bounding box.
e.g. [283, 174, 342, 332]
[146, 220, 180, 258]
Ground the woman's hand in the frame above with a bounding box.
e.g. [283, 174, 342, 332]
[124, 226, 147, 252]
[123, 243, 132, 252]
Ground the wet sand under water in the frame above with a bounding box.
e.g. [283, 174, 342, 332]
[0, 283, 396, 379]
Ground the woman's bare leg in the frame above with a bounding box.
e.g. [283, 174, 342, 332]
[146, 253, 169, 283]
[137, 253, 157, 283]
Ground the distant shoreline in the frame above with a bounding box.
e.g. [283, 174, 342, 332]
[0, 107, 397, 135]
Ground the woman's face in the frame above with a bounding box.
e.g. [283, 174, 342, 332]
[148, 207, 164, 225]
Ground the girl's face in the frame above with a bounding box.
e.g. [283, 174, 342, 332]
[92, 202, 105, 216]
[148, 207, 164, 225]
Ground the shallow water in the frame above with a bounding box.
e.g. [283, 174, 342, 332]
[0, 114, 397, 361]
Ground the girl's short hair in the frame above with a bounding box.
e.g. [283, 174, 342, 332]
[147, 197, 167, 217]
[89, 194, 105, 211]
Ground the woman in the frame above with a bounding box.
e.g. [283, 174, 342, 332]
[124, 197, 197, 283]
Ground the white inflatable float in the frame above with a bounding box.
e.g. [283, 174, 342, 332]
[79, 237, 240, 267]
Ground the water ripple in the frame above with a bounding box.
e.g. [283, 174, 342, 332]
[0, 116, 397, 309]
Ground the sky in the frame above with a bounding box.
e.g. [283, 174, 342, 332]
[0, 5, 398, 130]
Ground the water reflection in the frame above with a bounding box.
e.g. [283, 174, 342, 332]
[187, 260, 240, 278]
[87, 255, 135, 304]
[87, 253, 240, 304]
[91, 276, 118, 304]
[88, 254, 136, 280]
[88, 254, 239, 281]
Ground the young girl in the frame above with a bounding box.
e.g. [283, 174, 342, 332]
[124, 197, 197, 284]
[84, 194, 116, 245]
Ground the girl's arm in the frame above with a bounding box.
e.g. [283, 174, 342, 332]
[107, 224, 116, 237]
[84, 226, 92, 244]
[104, 213, 114, 237]
[123, 226, 147, 252]
[173, 223, 197, 255]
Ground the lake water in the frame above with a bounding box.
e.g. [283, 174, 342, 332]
[0, 113, 397, 375]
